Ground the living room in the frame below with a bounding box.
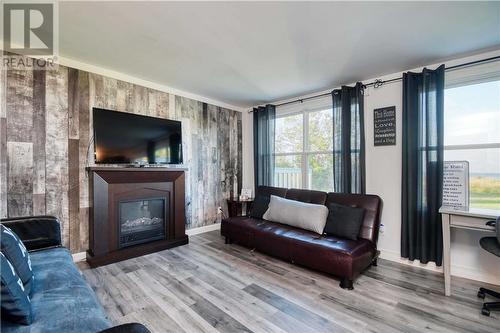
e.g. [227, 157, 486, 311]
[1, 1, 499, 332]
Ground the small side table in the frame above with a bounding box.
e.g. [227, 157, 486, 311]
[227, 199, 254, 218]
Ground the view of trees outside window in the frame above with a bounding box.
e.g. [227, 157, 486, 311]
[275, 113, 303, 153]
[275, 108, 333, 192]
[444, 80, 500, 209]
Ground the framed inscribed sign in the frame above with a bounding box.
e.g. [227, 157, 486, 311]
[443, 161, 470, 208]
[374, 106, 396, 146]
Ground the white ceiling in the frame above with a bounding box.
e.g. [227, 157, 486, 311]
[59, 2, 500, 108]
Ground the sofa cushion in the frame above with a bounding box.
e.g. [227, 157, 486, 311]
[221, 216, 376, 279]
[286, 230, 376, 279]
[263, 195, 328, 234]
[249, 194, 271, 219]
[1, 247, 110, 333]
[326, 193, 382, 243]
[285, 188, 327, 205]
[1, 225, 34, 295]
[324, 203, 365, 240]
[0, 253, 32, 325]
[255, 186, 288, 198]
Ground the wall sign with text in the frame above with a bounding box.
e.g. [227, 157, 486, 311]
[374, 106, 396, 146]
[443, 161, 469, 208]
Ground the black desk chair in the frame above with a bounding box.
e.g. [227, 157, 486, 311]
[477, 216, 500, 316]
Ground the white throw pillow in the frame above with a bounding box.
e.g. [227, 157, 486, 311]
[262, 195, 329, 234]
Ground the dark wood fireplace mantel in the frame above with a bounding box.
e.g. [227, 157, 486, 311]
[87, 167, 188, 267]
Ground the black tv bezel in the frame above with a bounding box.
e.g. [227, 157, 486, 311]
[92, 107, 183, 165]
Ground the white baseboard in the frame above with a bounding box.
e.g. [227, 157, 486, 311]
[186, 223, 221, 236]
[379, 248, 443, 272]
[379, 248, 500, 286]
[72, 251, 86, 263]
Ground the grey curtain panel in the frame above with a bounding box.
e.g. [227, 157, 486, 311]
[331, 82, 366, 194]
[401, 65, 445, 266]
[253, 104, 276, 188]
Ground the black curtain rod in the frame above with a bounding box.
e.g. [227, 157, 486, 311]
[258, 55, 500, 109]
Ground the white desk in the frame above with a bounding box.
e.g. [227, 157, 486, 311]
[440, 207, 499, 296]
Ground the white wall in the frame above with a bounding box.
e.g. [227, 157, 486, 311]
[242, 49, 500, 285]
[242, 110, 255, 193]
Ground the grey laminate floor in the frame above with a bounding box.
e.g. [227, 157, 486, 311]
[81, 231, 500, 333]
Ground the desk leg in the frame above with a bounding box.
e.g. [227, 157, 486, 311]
[442, 213, 451, 296]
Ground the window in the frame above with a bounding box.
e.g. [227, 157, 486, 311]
[444, 79, 500, 209]
[275, 107, 333, 191]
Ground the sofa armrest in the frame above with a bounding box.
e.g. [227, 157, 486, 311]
[0, 216, 61, 251]
[99, 323, 151, 333]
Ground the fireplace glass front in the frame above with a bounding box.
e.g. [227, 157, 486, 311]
[118, 198, 166, 248]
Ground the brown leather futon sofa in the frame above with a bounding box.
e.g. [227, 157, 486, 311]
[221, 186, 382, 289]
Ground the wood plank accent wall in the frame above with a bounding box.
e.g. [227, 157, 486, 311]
[0, 62, 242, 253]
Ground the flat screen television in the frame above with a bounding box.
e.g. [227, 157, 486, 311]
[93, 108, 183, 165]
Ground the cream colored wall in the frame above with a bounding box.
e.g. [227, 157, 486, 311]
[242, 110, 255, 193]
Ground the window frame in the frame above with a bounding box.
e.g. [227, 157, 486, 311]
[443, 77, 500, 209]
[274, 105, 333, 190]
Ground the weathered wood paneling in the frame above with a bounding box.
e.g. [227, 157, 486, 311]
[79, 207, 90, 250]
[32, 70, 46, 215]
[77, 71, 90, 251]
[2, 63, 242, 251]
[6, 70, 33, 142]
[156, 91, 169, 118]
[68, 138, 80, 252]
[175, 96, 242, 229]
[0, 118, 7, 218]
[0, 67, 6, 218]
[6, 142, 33, 217]
[0, 66, 6, 119]
[5, 69, 37, 217]
[68, 68, 80, 140]
[45, 67, 69, 246]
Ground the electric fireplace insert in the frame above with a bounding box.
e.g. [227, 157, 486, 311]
[118, 198, 166, 248]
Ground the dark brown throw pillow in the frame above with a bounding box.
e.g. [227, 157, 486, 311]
[323, 203, 365, 240]
[249, 194, 270, 219]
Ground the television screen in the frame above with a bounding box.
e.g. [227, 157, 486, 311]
[93, 108, 182, 165]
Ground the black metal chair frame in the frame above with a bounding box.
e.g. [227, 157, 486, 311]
[477, 218, 500, 317]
